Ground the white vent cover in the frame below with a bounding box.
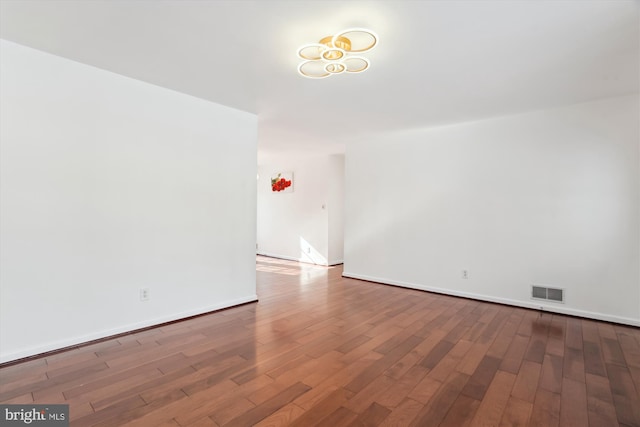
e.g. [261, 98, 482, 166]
[532, 285, 565, 303]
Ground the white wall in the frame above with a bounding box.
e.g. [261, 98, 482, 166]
[328, 154, 345, 264]
[0, 40, 258, 363]
[344, 95, 639, 326]
[257, 154, 344, 265]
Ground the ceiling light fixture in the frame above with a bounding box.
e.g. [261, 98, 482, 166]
[297, 28, 378, 79]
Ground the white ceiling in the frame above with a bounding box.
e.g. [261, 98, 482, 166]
[1, 0, 638, 159]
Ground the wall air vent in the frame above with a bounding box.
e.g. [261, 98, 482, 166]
[531, 285, 565, 303]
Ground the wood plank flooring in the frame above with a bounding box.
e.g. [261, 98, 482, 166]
[1, 256, 639, 426]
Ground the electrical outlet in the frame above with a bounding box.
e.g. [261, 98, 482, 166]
[140, 288, 150, 301]
[306, 247, 311, 253]
[462, 270, 468, 279]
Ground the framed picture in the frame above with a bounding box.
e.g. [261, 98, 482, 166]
[271, 172, 293, 193]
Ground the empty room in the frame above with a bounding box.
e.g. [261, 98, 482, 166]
[1, 0, 639, 426]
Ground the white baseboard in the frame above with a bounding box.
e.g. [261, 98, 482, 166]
[257, 252, 300, 263]
[257, 251, 339, 267]
[0, 295, 258, 364]
[342, 271, 640, 327]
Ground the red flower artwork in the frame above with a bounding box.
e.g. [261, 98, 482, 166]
[271, 173, 293, 192]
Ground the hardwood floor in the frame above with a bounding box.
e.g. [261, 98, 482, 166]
[1, 256, 639, 426]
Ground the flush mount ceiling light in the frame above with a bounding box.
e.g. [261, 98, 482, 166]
[297, 28, 378, 79]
